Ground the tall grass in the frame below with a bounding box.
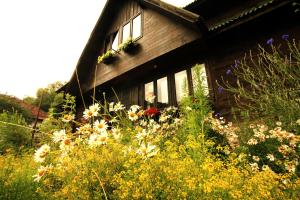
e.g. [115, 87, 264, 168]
[0, 153, 43, 200]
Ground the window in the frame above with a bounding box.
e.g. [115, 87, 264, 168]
[157, 77, 168, 104]
[175, 70, 188, 102]
[121, 13, 142, 43]
[112, 31, 119, 51]
[122, 22, 131, 43]
[132, 14, 142, 39]
[145, 82, 155, 104]
[192, 64, 209, 95]
[104, 37, 111, 53]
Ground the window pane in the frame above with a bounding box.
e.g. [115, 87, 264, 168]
[175, 70, 188, 102]
[145, 82, 155, 103]
[157, 77, 168, 104]
[132, 14, 141, 39]
[192, 64, 209, 95]
[112, 32, 119, 51]
[122, 22, 131, 43]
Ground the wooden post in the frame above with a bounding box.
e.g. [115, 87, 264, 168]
[31, 92, 43, 146]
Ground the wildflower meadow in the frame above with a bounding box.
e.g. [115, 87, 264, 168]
[0, 37, 300, 199]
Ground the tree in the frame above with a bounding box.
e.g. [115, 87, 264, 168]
[23, 81, 65, 112]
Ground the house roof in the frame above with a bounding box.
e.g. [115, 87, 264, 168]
[207, 0, 293, 31]
[61, 0, 294, 95]
[62, 0, 204, 95]
[0, 95, 48, 120]
[184, 0, 294, 32]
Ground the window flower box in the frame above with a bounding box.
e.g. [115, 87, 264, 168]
[119, 38, 139, 54]
[97, 50, 116, 65]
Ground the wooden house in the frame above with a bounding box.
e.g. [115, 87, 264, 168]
[59, 0, 300, 117]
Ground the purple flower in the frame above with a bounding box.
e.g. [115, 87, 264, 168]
[233, 60, 240, 68]
[226, 69, 232, 75]
[282, 34, 289, 40]
[215, 112, 221, 117]
[218, 86, 224, 94]
[266, 38, 274, 45]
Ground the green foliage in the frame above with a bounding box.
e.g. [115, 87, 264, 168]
[0, 111, 31, 154]
[0, 153, 42, 200]
[24, 81, 64, 112]
[119, 38, 138, 53]
[38, 94, 76, 144]
[222, 39, 300, 132]
[0, 94, 33, 123]
[179, 64, 211, 140]
[97, 50, 115, 64]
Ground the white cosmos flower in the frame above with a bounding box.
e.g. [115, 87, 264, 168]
[62, 114, 75, 123]
[88, 132, 108, 148]
[89, 103, 100, 113]
[128, 111, 139, 121]
[266, 154, 275, 161]
[94, 119, 108, 133]
[114, 102, 125, 111]
[249, 162, 259, 171]
[76, 124, 92, 135]
[109, 102, 115, 112]
[252, 155, 260, 162]
[130, 105, 140, 113]
[83, 109, 95, 120]
[136, 129, 148, 141]
[145, 93, 155, 103]
[33, 164, 52, 182]
[59, 137, 73, 151]
[52, 130, 66, 143]
[247, 138, 258, 145]
[111, 127, 122, 141]
[136, 143, 159, 158]
[140, 119, 148, 127]
[34, 144, 51, 163]
[83, 104, 100, 119]
[159, 114, 169, 122]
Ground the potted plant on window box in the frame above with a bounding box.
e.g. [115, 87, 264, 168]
[119, 38, 139, 54]
[97, 50, 116, 65]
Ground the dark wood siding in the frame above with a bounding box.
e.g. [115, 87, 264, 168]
[82, 2, 201, 92]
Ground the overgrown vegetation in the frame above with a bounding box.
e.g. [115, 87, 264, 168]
[0, 37, 299, 199]
[0, 94, 33, 123]
[0, 111, 31, 154]
[222, 37, 300, 132]
[23, 81, 64, 112]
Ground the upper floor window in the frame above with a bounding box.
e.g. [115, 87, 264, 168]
[112, 31, 119, 51]
[132, 14, 142, 39]
[122, 22, 131, 43]
[121, 13, 143, 43]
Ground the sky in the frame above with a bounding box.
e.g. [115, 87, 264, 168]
[0, 0, 193, 99]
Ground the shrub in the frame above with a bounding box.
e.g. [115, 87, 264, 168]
[0, 94, 33, 123]
[222, 37, 300, 132]
[31, 99, 300, 199]
[0, 153, 42, 200]
[0, 111, 32, 154]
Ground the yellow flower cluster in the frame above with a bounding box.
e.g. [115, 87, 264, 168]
[28, 102, 300, 199]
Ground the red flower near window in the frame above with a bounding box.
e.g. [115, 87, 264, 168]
[144, 107, 160, 117]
